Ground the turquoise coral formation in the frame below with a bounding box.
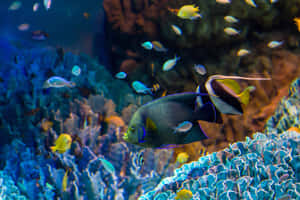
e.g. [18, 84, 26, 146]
[139, 78, 300, 200]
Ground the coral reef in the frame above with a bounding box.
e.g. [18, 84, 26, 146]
[0, 171, 27, 200]
[0, 41, 174, 199]
[139, 78, 300, 200]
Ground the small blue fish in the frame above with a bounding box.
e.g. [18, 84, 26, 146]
[194, 64, 207, 75]
[141, 41, 153, 50]
[115, 72, 127, 79]
[71, 65, 81, 76]
[171, 25, 182, 35]
[44, 0, 51, 10]
[132, 81, 152, 95]
[224, 27, 240, 35]
[99, 158, 115, 175]
[43, 76, 75, 88]
[267, 40, 284, 48]
[224, 16, 239, 23]
[173, 121, 193, 133]
[162, 56, 180, 71]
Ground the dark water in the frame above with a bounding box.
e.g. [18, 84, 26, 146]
[0, 0, 111, 67]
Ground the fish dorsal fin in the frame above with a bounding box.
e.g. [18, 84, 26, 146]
[146, 117, 157, 132]
[146, 92, 208, 109]
[216, 79, 241, 95]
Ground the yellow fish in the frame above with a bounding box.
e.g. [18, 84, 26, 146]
[50, 134, 72, 153]
[294, 17, 300, 32]
[176, 152, 189, 164]
[175, 189, 193, 200]
[224, 27, 240, 35]
[237, 49, 251, 57]
[62, 169, 68, 192]
[177, 5, 202, 20]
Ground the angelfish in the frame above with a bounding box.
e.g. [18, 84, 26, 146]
[123, 92, 221, 148]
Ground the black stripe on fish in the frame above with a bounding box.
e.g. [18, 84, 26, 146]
[211, 79, 243, 114]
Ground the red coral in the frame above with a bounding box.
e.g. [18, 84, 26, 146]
[103, 0, 168, 36]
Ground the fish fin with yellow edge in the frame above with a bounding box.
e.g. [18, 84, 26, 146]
[216, 79, 241, 95]
[146, 117, 157, 132]
[238, 86, 256, 105]
[62, 169, 69, 192]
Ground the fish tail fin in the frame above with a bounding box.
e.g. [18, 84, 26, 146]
[238, 86, 255, 105]
[183, 123, 208, 144]
[42, 82, 50, 88]
[50, 146, 56, 152]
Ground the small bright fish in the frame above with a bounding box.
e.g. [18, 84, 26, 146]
[50, 134, 72, 153]
[99, 158, 116, 175]
[245, 0, 257, 7]
[151, 41, 168, 52]
[115, 72, 127, 79]
[173, 121, 193, 133]
[40, 119, 53, 132]
[141, 41, 153, 50]
[237, 49, 251, 57]
[132, 81, 152, 95]
[33, 3, 39, 12]
[293, 17, 300, 32]
[44, 0, 52, 10]
[176, 152, 189, 164]
[71, 65, 81, 76]
[43, 76, 75, 88]
[267, 40, 284, 48]
[8, 1, 22, 11]
[216, 0, 231, 4]
[32, 30, 49, 41]
[171, 25, 182, 35]
[175, 189, 193, 200]
[194, 64, 207, 75]
[270, 0, 278, 3]
[18, 24, 30, 31]
[162, 56, 180, 71]
[224, 16, 239, 23]
[224, 27, 240, 35]
[46, 182, 55, 190]
[177, 5, 202, 20]
[83, 12, 90, 19]
[62, 170, 68, 192]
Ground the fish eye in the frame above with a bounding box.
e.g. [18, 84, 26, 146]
[129, 126, 136, 131]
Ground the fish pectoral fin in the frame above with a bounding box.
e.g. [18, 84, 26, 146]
[146, 117, 157, 132]
[183, 123, 208, 144]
